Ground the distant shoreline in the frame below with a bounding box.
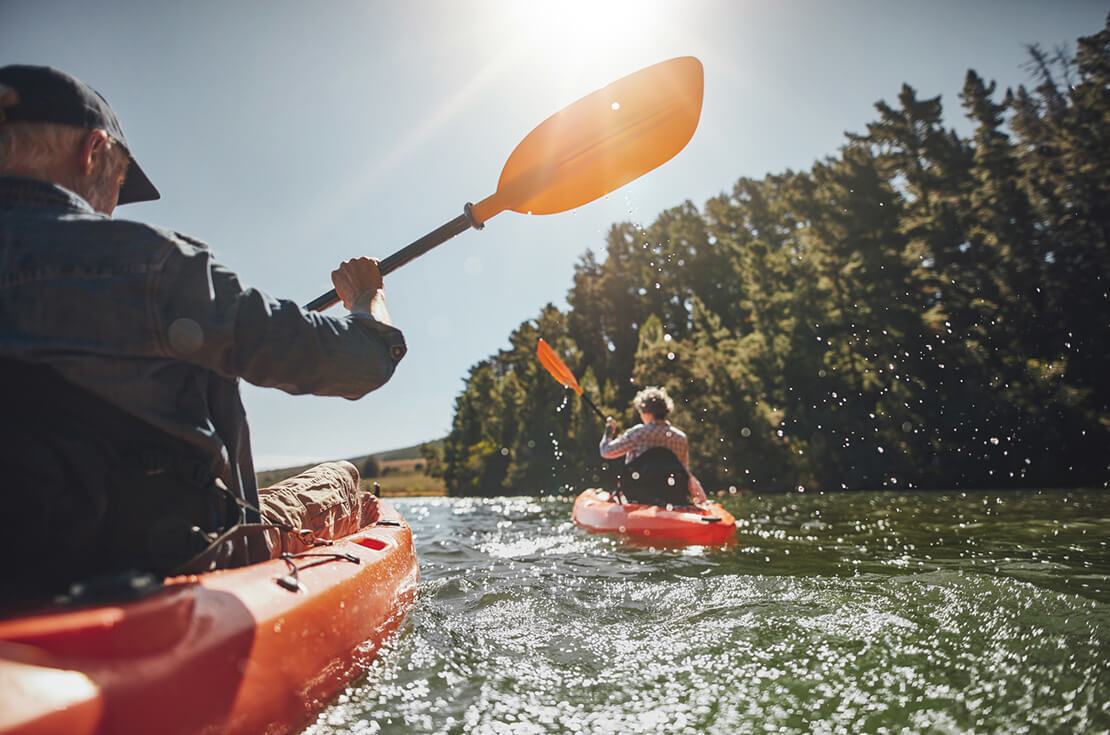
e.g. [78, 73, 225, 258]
[256, 440, 446, 498]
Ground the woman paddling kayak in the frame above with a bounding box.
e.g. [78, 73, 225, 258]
[599, 386, 708, 506]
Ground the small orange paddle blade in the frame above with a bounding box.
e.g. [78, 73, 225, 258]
[471, 56, 704, 224]
[536, 338, 583, 396]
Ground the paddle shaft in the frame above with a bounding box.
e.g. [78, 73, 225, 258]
[578, 390, 606, 421]
[304, 204, 482, 312]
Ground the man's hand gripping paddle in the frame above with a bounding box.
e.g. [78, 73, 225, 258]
[305, 56, 704, 311]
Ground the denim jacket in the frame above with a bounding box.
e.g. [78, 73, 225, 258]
[0, 177, 406, 520]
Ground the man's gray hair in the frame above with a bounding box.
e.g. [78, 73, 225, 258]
[634, 386, 674, 419]
[0, 121, 129, 209]
[0, 121, 82, 169]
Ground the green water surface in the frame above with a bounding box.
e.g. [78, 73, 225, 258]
[304, 489, 1110, 734]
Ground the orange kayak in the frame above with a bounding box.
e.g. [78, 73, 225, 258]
[0, 502, 418, 735]
[573, 488, 737, 545]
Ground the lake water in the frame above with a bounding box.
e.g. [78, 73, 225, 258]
[304, 489, 1110, 734]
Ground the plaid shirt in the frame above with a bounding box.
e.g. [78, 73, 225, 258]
[599, 421, 690, 467]
[599, 421, 707, 503]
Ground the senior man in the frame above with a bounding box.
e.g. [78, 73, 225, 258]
[0, 65, 405, 597]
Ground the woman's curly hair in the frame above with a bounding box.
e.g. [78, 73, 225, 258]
[633, 386, 674, 419]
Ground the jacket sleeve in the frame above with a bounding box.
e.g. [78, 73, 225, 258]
[599, 425, 643, 460]
[152, 238, 405, 400]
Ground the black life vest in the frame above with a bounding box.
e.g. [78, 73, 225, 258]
[618, 446, 691, 506]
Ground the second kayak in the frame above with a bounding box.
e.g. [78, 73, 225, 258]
[572, 488, 737, 545]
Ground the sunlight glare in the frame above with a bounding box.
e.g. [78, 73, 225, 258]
[504, 0, 673, 75]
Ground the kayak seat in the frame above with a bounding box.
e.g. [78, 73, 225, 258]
[0, 356, 236, 601]
[618, 447, 690, 506]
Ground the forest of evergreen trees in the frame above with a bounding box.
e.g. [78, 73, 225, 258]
[431, 19, 1110, 496]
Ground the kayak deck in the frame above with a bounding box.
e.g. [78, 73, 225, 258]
[573, 488, 737, 545]
[0, 502, 418, 735]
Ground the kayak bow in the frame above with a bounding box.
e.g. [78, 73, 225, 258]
[0, 503, 418, 735]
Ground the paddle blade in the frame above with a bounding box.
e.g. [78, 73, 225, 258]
[472, 56, 703, 224]
[536, 338, 583, 396]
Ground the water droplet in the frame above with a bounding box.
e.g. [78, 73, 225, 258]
[168, 318, 204, 354]
[610, 101, 621, 111]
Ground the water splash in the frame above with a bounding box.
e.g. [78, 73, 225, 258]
[305, 490, 1110, 734]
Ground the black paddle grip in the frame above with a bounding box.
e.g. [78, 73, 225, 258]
[304, 204, 481, 312]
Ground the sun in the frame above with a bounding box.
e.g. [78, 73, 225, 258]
[500, 0, 676, 79]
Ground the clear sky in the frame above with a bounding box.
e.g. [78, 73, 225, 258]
[3, 0, 1105, 469]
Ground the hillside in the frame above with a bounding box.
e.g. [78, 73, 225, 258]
[256, 439, 445, 497]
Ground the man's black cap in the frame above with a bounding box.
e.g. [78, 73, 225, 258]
[0, 65, 159, 205]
